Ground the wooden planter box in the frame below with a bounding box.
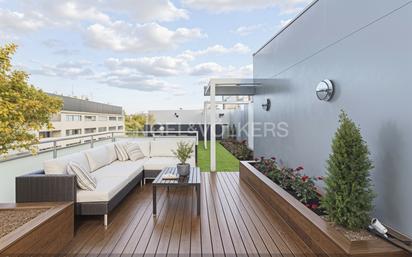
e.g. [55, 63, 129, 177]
[0, 202, 74, 256]
[240, 161, 408, 257]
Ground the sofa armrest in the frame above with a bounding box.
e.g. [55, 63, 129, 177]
[16, 171, 76, 203]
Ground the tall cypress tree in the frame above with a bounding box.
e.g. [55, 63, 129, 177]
[322, 110, 375, 230]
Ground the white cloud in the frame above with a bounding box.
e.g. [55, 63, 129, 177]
[182, 0, 311, 14]
[105, 0, 189, 22]
[189, 62, 253, 77]
[30, 60, 94, 79]
[232, 24, 264, 36]
[51, 1, 111, 24]
[0, 8, 49, 32]
[85, 21, 205, 52]
[105, 56, 189, 77]
[182, 43, 250, 59]
[96, 69, 185, 95]
[104, 43, 251, 77]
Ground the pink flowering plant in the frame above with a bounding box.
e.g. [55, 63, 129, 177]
[253, 157, 324, 214]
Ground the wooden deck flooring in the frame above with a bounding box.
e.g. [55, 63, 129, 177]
[61, 172, 315, 257]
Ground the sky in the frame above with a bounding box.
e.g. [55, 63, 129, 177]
[0, 0, 311, 113]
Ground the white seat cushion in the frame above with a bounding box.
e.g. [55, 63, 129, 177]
[76, 176, 130, 203]
[93, 159, 147, 180]
[143, 156, 195, 170]
[85, 146, 112, 172]
[43, 152, 91, 175]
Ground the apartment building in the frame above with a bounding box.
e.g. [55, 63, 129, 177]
[37, 94, 124, 149]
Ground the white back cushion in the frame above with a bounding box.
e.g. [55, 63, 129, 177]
[85, 146, 111, 172]
[125, 143, 145, 161]
[43, 152, 91, 175]
[136, 141, 150, 156]
[150, 140, 178, 157]
[106, 144, 117, 163]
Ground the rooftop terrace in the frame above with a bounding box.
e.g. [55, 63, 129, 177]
[61, 172, 314, 257]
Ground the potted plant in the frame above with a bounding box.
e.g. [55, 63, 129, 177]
[172, 141, 194, 176]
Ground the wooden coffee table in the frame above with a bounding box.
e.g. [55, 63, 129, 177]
[152, 167, 201, 216]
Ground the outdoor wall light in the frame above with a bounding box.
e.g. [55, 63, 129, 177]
[262, 98, 271, 111]
[316, 79, 334, 101]
[174, 112, 179, 118]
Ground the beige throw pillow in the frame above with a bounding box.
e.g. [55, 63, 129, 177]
[67, 161, 97, 191]
[125, 143, 145, 161]
[114, 142, 129, 161]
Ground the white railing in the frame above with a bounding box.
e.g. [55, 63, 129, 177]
[1, 130, 199, 163]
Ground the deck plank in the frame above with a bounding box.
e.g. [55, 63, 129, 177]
[60, 172, 315, 257]
[226, 172, 316, 257]
[190, 187, 202, 256]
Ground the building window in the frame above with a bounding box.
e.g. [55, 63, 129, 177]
[65, 115, 82, 121]
[66, 129, 82, 136]
[84, 128, 97, 134]
[84, 115, 96, 121]
[98, 127, 107, 132]
[39, 131, 51, 139]
[109, 116, 117, 121]
[98, 116, 107, 121]
[108, 126, 116, 131]
[118, 116, 123, 121]
[117, 126, 124, 131]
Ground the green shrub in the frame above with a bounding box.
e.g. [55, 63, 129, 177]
[172, 141, 194, 164]
[321, 111, 375, 230]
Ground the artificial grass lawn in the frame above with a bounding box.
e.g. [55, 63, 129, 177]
[197, 141, 239, 172]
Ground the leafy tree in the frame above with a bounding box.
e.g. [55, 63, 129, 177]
[321, 110, 375, 230]
[125, 113, 155, 132]
[0, 44, 62, 155]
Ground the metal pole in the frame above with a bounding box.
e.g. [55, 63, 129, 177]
[53, 141, 57, 159]
[210, 82, 216, 172]
[204, 102, 207, 150]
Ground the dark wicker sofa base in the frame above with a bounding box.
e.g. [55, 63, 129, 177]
[16, 169, 159, 227]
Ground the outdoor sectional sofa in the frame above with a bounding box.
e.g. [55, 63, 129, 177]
[15, 138, 197, 226]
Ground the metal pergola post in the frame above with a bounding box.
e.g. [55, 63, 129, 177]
[210, 83, 216, 172]
[204, 78, 260, 172]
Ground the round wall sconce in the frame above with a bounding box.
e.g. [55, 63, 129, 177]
[316, 79, 334, 101]
[262, 98, 271, 111]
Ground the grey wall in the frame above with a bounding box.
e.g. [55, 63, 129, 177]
[253, 0, 412, 237]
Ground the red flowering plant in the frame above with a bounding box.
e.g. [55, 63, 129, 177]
[253, 157, 324, 214]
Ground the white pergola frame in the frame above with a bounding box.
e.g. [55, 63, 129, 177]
[204, 79, 260, 172]
[202, 100, 252, 150]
